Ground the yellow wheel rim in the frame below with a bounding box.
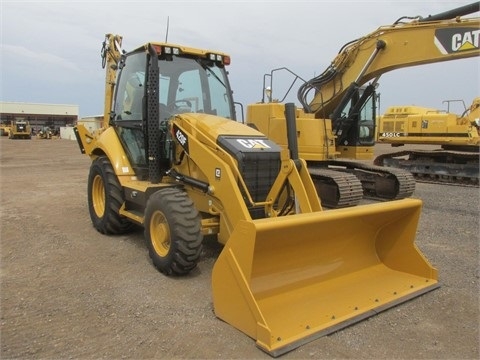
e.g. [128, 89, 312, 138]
[150, 210, 170, 257]
[92, 174, 106, 218]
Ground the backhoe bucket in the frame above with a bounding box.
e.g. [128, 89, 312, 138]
[212, 198, 438, 357]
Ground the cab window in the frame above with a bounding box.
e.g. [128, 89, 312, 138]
[114, 52, 146, 121]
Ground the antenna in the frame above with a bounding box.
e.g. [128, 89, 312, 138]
[165, 16, 170, 42]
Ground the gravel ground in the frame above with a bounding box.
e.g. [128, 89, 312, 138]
[0, 137, 478, 359]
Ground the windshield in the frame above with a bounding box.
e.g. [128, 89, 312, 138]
[159, 56, 234, 120]
[113, 53, 235, 122]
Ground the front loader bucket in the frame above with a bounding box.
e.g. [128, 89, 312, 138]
[212, 198, 438, 357]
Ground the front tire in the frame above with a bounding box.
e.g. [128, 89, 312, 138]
[87, 156, 134, 234]
[145, 187, 203, 275]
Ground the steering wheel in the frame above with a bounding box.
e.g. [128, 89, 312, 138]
[167, 99, 192, 113]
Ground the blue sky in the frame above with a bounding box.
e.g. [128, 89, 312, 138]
[1, 0, 479, 117]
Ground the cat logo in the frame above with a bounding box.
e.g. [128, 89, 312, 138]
[434, 27, 480, 55]
[236, 139, 271, 149]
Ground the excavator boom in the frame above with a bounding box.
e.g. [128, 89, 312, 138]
[299, 2, 480, 118]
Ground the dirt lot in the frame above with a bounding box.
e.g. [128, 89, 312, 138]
[0, 137, 478, 359]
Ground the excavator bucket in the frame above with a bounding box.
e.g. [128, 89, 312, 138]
[212, 198, 438, 357]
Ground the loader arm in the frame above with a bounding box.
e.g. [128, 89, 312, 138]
[168, 113, 322, 244]
[298, 2, 480, 121]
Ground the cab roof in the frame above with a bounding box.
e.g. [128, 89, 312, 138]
[130, 42, 230, 58]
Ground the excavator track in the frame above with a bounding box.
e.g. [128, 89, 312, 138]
[309, 160, 416, 208]
[374, 149, 480, 187]
[308, 168, 363, 208]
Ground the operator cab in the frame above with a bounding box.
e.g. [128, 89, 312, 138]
[110, 43, 235, 178]
[332, 85, 376, 148]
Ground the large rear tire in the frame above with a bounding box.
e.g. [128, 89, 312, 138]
[87, 156, 134, 234]
[145, 187, 203, 275]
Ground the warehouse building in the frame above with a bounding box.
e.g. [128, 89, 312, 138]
[0, 102, 79, 135]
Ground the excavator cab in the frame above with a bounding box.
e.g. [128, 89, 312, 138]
[330, 84, 377, 158]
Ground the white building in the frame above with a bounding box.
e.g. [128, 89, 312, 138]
[0, 102, 79, 134]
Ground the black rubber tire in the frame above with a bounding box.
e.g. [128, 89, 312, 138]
[144, 187, 203, 275]
[87, 156, 134, 235]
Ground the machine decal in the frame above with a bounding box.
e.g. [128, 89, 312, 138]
[434, 27, 480, 54]
[173, 124, 189, 153]
[380, 132, 404, 138]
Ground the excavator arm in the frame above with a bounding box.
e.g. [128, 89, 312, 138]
[298, 2, 480, 121]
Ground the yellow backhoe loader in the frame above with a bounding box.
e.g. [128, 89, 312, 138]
[375, 97, 480, 185]
[247, 2, 479, 208]
[9, 119, 31, 139]
[74, 34, 438, 356]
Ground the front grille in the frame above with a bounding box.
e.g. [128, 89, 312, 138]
[217, 136, 282, 219]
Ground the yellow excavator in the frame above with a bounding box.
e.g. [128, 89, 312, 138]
[74, 34, 438, 356]
[375, 97, 480, 185]
[247, 2, 480, 208]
